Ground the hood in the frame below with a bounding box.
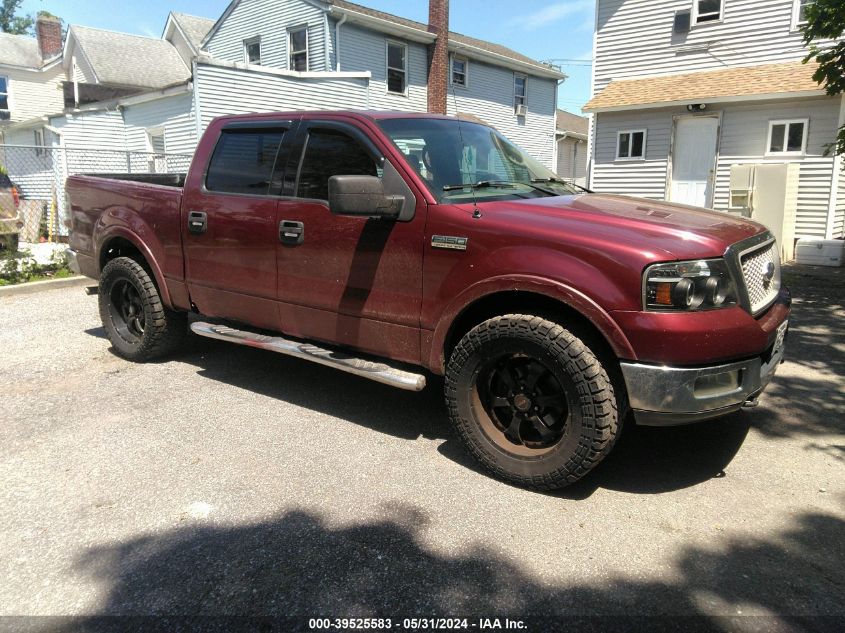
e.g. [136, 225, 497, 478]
[482, 193, 765, 261]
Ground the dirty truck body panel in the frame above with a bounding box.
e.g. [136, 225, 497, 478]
[66, 110, 790, 489]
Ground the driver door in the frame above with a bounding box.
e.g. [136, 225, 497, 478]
[274, 119, 425, 364]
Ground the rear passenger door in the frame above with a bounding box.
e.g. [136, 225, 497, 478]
[182, 120, 295, 330]
[274, 119, 426, 365]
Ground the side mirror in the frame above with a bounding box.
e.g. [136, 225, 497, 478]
[328, 175, 404, 219]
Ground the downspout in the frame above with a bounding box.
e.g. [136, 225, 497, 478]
[323, 17, 330, 71]
[192, 59, 203, 145]
[334, 13, 347, 71]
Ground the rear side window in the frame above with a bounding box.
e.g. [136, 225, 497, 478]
[296, 129, 377, 201]
[205, 129, 285, 195]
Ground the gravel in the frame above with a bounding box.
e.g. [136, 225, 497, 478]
[1, 268, 843, 625]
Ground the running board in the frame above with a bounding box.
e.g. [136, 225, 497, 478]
[190, 321, 426, 392]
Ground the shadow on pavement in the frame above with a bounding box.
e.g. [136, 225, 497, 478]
[67, 506, 844, 626]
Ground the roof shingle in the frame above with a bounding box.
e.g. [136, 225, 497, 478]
[0, 32, 46, 69]
[330, 0, 559, 75]
[171, 12, 215, 51]
[71, 25, 191, 90]
[584, 61, 824, 112]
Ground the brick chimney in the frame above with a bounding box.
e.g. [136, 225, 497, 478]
[427, 0, 449, 114]
[36, 15, 63, 61]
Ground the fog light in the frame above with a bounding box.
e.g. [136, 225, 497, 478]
[694, 370, 741, 397]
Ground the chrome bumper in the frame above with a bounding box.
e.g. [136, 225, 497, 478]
[621, 325, 787, 426]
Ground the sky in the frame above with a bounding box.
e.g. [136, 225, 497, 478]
[20, 0, 596, 114]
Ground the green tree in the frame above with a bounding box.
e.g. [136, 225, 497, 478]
[802, 0, 845, 157]
[0, 0, 33, 35]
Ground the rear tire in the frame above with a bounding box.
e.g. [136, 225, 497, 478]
[98, 256, 187, 361]
[445, 314, 619, 490]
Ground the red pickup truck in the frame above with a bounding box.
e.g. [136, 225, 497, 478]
[66, 111, 790, 489]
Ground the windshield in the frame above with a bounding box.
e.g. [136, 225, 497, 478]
[377, 117, 584, 203]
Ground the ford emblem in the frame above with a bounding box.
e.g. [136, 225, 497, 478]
[762, 261, 775, 284]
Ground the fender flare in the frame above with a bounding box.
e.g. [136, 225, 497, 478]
[428, 274, 636, 372]
[95, 226, 173, 309]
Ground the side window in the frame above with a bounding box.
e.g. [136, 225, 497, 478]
[0, 76, 9, 112]
[767, 119, 808, 155]
[244, 37, 261, 65]
[617, 130, 646, 160]
[206, 129, 285, 195]
[386, 41, 407, 94]
[289, 27, 308, 71]
[296, 129, 377, 201]
[693, 0, 722, 24]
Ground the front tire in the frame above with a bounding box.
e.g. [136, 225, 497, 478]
[445, 314, 619, 490]
[98, 256, 187, 362]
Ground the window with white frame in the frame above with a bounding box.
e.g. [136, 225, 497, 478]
[451, 55, 468, 88]
[386, 41, 407, 94]
[147, 128, 166, 172]
[33, 128, 45, 156]
[288, 27, 308, 71]
[767, 119, 808, 155]
[0, 76, 9, 112]
[514, 75, 527, 114]
[244, 37, 261, 65]
[693, 0, 722, 24]
[617, 130, 647, 160]
[792, 0, 814, 28]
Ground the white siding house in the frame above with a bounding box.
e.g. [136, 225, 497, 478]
[585, 0, 845, 241]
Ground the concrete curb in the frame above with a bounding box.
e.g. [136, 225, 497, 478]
[0, 276, 93, 298]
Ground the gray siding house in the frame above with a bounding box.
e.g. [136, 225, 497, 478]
[584, 0, 845, 240]
[3, 0, 564, 170]
[555, 110, 588, 186]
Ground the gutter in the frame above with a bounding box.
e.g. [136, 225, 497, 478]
[556, 130, 588, 142]
[196, 55, 370, 80]
[448, 41, 566, 80]
[328, 6, 435, 43]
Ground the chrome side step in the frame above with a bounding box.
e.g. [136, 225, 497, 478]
[190, 321, 427, 392]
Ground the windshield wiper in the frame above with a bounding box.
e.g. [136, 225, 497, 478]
[531, 177, 593, 194]
[442, 180, 518, 191]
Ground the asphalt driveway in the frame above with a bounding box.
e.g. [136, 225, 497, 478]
[1, 264, 843, 629]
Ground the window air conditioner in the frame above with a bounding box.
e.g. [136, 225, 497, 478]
[515, 104, 527, 117]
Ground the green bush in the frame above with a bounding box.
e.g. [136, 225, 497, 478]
[0, 248, 74, 286]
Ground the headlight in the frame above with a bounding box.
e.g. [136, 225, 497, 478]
[644, 258, 738, 311]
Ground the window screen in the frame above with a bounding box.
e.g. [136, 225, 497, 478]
[206, 129, 285, 195]
[296, 129, 377, 201]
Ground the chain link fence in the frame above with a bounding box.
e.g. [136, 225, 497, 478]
[0, 145, 192, 245]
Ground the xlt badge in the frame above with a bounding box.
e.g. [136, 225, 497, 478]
[431, 235, 468, 251]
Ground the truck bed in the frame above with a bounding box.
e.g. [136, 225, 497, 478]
[65, 174, 186, 289]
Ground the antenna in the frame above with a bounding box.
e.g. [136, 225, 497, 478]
[449, 78, 481, 217]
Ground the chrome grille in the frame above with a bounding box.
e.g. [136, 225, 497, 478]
[740, 240, 781, 314]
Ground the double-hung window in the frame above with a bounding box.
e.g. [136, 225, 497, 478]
[244, 37, 261, 65]
[288, 27, 308, 71]
[767, 119, 808, 155]
[451, 55, 468, 88]
[693, 0, 722, 24]
[0, 76, 9, 113]
[387, 42, 408, 95]
[386, 41, 407, 95]
[617, 130, 646, 160]
[792, 0, 814, 29]
[514, 75, 527, 114]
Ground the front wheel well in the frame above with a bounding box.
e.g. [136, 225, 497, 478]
[442, 291, 629, 417]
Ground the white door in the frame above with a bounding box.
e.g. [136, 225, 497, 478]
[670, 117, 719, 208]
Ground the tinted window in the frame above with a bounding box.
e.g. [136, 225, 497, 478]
[206, 129, 285, 195]
[296, 129, 377, 201]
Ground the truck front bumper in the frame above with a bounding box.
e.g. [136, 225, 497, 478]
[620, 319, 788, 426]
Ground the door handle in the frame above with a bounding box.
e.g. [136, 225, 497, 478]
[279, 220, 304, 245]
[188, 211, 207, 235]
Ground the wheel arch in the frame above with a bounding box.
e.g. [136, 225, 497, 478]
[430, 277, 636, 376]
[97, 230, 172, 308]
